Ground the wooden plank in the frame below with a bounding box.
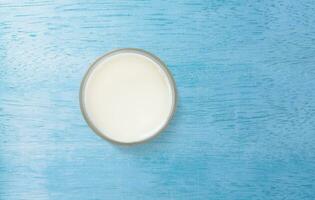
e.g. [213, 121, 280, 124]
[0, 0, 315, 199]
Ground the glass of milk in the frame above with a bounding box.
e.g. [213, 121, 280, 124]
[80, 48, 176, 145]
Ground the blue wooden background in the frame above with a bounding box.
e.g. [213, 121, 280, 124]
[1, 0, 315, 199]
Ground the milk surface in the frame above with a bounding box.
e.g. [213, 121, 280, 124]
[82, 51, 175, 143]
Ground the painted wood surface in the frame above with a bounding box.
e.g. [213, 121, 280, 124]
[1, 0, 315, 199]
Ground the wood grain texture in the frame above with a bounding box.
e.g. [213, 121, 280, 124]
[1, 0, 315, 199]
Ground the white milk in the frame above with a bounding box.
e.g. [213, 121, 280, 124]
[81, 49, 176, 144]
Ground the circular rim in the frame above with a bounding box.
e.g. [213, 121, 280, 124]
[79, 48, 177, 145]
